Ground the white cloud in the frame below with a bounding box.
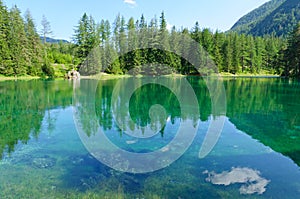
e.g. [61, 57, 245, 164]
[124, 0, 137, 6]
[204, 167, 270, 195]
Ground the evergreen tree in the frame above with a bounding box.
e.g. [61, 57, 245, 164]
[284, 23, 300, 77]
[221, 37, 233, 73]
[158, 11, 172, 74]
[231, 33, 241, 74]
[74, 13, 101, 74]
[247, 35, 256, 73]
[180, 28, 193, 74]
[212, 31, 224, 72]
[118, 16, 127, 70]
[265, 35, 278, 69]
[7, 6, 29, 76]
[201, 28, 213, 54]
[41, 15, 52, 44]
[137, 14, 148, 68]
[239, 34, 248, 73]
[113, 14, 121, 52]
[24, 9, 43, 75]
[254, 37, 265, 73]
[145, 17, 159, 75]
[74, 13, 90, 60]
[191, 22, 202, 44]
[126, 17, 141, 74]
[169, 26, 182, 72]
[0, 1, 10, 75]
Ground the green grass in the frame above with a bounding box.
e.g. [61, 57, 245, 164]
[0, 68, 280, 82]
[218, 70, 280, 77]
[0, 75, 40, 81]
[81, 73, 131, 80]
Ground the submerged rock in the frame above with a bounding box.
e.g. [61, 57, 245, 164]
[32, 155, 56, 169]
[66, 69, 80, 79]
[0, 144, 40, 165]
[204, 167, 270, 195]
[69, 155, 85, 165]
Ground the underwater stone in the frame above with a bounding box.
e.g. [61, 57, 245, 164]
[32, 155, 56, 169]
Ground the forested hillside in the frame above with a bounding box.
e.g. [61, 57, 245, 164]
[231, 0, 285, 35]
[231, 0, 300, 37]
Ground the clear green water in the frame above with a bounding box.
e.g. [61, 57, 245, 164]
[0, 77, 300, 198]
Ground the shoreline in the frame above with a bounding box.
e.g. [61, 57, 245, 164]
[80, 72, 281, 80]
[0, 76, 41, 81]
[0, 73, 281, 81]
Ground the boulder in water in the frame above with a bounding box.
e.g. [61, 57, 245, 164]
[32, 155, 56, 169]
[66, 69, 80, 79]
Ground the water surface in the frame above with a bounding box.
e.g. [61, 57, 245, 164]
[0, 77, 300, 198]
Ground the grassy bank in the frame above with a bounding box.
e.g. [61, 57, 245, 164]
[81, 72, 280, 80]
[218, 72, 280, 77]
[80, 73, 131, 80]
[0, 75, 41, 81]
[0, 71, 280, 82]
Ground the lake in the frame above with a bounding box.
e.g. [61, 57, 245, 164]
[0, 77, 300, 198]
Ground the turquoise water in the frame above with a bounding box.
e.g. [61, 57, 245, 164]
[0, 77, 300, 198]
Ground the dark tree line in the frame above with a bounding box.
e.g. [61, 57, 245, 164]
[74, 12, 287, 76]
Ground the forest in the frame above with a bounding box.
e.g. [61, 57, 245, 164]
[0, 0, 299, 77]
[231, 0, 300, 37]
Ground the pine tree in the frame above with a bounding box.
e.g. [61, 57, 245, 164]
[24, 9, 43, 75]
[212, 31, 224, 72]
[119, 16, 127, 70]
[221, 36, 233, 73]
[41, 15, 52, 44]
[0, 1, 10, 75]
[113, 14, 121, 52]
[126, 17, 141, 74]
[137, 14, 148, 68]
[191, 22, 202, 44]
[265, 35, 278, 70]
[231, 33, 241, 74]
[157, 11, 172, 74]
[247, 35, 256, 73]
[239, 34, 248, 73]
[74, 13, 101, 74]
[254, 37, 265, 73]
[201, 28, 213, 54]
[180, 28, 193, 74]
[7, 6, 29, 76]
[169, 26, 182, 72]
[284, 23, 300, 77]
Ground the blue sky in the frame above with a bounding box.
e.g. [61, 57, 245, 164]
[3, 0, 270, 41]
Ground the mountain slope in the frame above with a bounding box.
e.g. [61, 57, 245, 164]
[231, 0, 285, 34]
[40, 36, 69, 44]
[231, 0, 300, 37]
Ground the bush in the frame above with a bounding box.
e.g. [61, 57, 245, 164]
[42, 61, 55, 78]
